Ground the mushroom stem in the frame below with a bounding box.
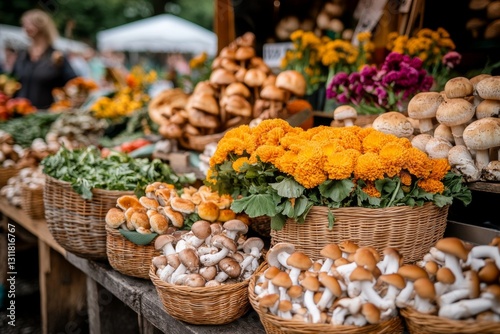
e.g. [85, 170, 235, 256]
[303, 289, 321, 323]
[438, 298, 493, 319]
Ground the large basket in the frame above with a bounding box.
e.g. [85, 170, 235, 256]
[149, 263, 253, 325]
[400, 307, 500, 334]
[248, 264, 404, 334]
[270, 203, 449, 263]
[43, 175, 134, 260]
[0, 167, 19, 188]
[106, 225, 161, 279]
[21, 184, 45, 220]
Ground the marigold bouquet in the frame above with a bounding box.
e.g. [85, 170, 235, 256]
[205, 119, 471, 230]
[326, 51, 434, 114]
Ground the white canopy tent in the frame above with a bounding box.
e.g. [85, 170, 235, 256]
[96, 14, 217, 56]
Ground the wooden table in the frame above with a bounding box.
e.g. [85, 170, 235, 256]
[0, 198, 265, 334]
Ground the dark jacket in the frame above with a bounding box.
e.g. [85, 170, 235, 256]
[10, 46, 77, 109]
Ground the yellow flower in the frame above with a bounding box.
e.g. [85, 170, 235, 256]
[250, 145, 285, 165]
[429, 158, 451, 180]
[403, 147, 433, 179]
[324, 149, 360, 180]
[379, 141, 408, 177]
[362, 131, 396, 154]
[418, 178, 445, 194]
[362, 181, 381, 198]
[357, 31, 372, 43]
[232, 157, 249, 172]
[292, 143, 327, 188]
[354, 152, 385, 181]
[399, 170, 412, 186]
[274, 151, 298, 177]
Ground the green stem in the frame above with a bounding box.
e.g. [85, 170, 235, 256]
[387, 178, 401, 207]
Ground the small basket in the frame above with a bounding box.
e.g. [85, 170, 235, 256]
[20, 184, 45, 220]
[0, 167, 19, 188]
[270, 203, 449, 264]
[43, 175, 134, 260]
[400, 307, 500, 334]
[248, 264, 404, 334]
[106, 225, 161, 279]
[149, 263, 254, 325]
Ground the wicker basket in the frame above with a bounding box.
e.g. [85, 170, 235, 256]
[250, 215, 272, 238]
[400, 307, 500, 334]
[106, 225, 161, 279]
[149, 263, 254, 325]
[270, 203, 449, 264]
[43, 175, 134, 260]
[248, 264, 404, 334]
[0, 167, 19, 188]
[20, 184, 45, 220]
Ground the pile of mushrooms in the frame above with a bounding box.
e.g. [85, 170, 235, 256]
[0, 166, 45, 207]
[151, 219, 265, 287]
[412, 236, 500, 321]
[148, 32, 307, 150]
[254, 241, 403, 326]
[105, 182, 245, 234]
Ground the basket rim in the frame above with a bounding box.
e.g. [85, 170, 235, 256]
[44, 174, 136, 195]
[400, 306, 500, 327]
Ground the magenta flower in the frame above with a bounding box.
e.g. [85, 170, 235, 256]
[442, 51, 462, 69]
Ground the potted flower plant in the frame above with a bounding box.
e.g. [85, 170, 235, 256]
[205, 119, 472, 261]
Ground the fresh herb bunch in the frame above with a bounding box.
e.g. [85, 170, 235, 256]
[206, 119, 472, 230]
[0, 112, 60, 148]
[41, 146, 196, 200]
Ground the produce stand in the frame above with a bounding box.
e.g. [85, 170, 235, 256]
[0, 197, 265, 334]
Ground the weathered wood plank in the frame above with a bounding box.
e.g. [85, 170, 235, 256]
[467, 181, 500, 194]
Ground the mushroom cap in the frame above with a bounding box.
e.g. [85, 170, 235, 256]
[105, 207, 126, 228]
[190, 220, 212, 239]
[300, 275, 320, 291]
[139, 196, 159, 210]
[178, 247, 200, 271]
[217, 209, 236, 222]
[197, 201, 220, 222]
[469, 73, 492, 91]
[193, 80, 217, 96]
[278, 300, 293, 313]
[149, 212, 169, 234]
[184, 273, 206, 287]
[266, 242, 295, 268]
[188, 93, 219, 115]
[200, 265, 218, 281]
[167, 253, 181, 268]
[219, 256, 242, 278]
[435, 237, 470, 261]
[130, 211, 150, 230]
[116, 195, 141, 211]
[272, 271, 293, 288]
[275, 70, 306, 97]
[288, 284, 303, 299]
[221, 58, 241, 72]
[476, 76, 500, 100]
[243, 237, 265, 254]
[339, 240, 359, 254]
[372, 111, 414, 138]
[170, 197, 196, 214]
[411, 133, 434, 152]
[243, 68, 267, 88]
[425, 137, 453, 159]
[259, 293, 280, 308]
[264, 266, 282, 280]
[397, 264, 429, 281]
[211, 234, 237, 253]
[333, 105, 358, 121]
[224, 95, 252, 117]
[436, 267, 456, 285]
[235, 45, 255, 61]
[444, 77, 474, 98]
[349, 266, 374, 282]
[318, 272, 342, 297]
[209, 68, 236, 87]
[478, 261, 500, 284]
[407, 92, 444, 119]
[413, 277, 436, 300]
[378, 273, 406, 290]
[463, 117, 500, 150]
[354, 248, 378, 271]
[424, 261, 439, 276]
[223, 219, 249, 235]
[260, 85, 285, 101]
[433, 124, 455, 144]
[435, 98, 475, 126]
[476, 99, 500, 119]
[219, 47, 236, 60]
[225, 82, 251, 98]
[320, 244, 342, 261]
[361, 302, 381, 324]
[187, 107, 220, 129]
[154, 234, 176, 251]
[160, 206, 185, 228]
[152, 255, 167, 268]
[286, 251, 313, 271]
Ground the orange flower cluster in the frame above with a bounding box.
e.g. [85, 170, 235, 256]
[209, 119, 449, 195]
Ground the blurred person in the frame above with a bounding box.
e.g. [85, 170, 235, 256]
[1, 46, 18, 74]
[68, 50, 91, 78]
[10, 9, 77, 109]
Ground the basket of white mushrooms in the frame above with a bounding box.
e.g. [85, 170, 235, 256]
[149, 217, 266, 325]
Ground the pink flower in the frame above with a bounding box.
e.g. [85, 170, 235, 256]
[442, 51, 462, 69]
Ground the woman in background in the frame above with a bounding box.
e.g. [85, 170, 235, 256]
[10, 9, 76, 109]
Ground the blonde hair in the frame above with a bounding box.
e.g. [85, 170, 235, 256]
[21, 9, 59, 44]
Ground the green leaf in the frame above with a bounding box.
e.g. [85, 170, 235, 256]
[271, 214, 287, 231]
[433, 194, 453, 207]
[230, 194, 278, 218]
[328, 209, 335, 230]
[319, 179, 354, 202]
[270, 178, 305, 198]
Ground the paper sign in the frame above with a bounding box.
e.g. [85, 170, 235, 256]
[263, 42, 293, 69]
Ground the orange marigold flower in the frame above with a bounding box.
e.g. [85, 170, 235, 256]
[251, 145, 285, 165]
[252, 119, 300, 146]
[379, 142, 407, 177]
[362, 181, 381, 198]
[232, 157, 250, 172]
[324, 149, 360, 180]
[262, 126, 288, 146]
[293, 144, 327, 188]
[354, 152, 385, 181]
[274, 151, 298, 176]
[403, 147, 433, 178]
[399, 170, 412, 186]
[429, 158, 451, 180]
[418, 178, 445, 194]
[209, 137, 248, 166]
[205, 168, 217, 184]
[362, 131, 396, 153]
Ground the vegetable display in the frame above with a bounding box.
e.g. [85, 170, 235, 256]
[41, 146, 196, 200]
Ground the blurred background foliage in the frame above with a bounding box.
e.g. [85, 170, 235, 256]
[0, 0, 215, 47]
